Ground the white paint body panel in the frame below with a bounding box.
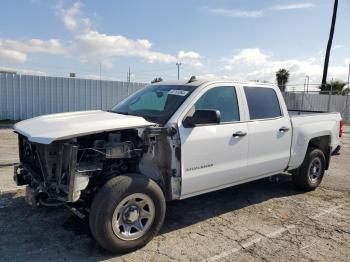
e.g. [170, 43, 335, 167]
[14, 110, 155, 144]
[241, 84, 292, 178]
[13, 80, 342, 200]
[245, 117, 292, 177]
[288, 112, 341, 169]
[168, 81, 342, 198]
[179, 122, 249, 196]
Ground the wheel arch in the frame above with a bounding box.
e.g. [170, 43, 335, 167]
[308, 135, 331, 170]
[289, 130, 332, 171]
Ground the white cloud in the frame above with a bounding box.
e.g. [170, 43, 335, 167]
[0, 67, 47, 76]
[196, 73, 243, 81]
[271, 3, 314, 10]
[225, 48, 269, 69]
[248, 59, 348, 87]
[202, 3, 314, 19]
[202, 7, 264, 18]
[327, 66, 348, 78]
[57, 2, 202, 68]
[222, 48, 349, 88]
[79, 74, 120, 81]
[178, 51, 203, 68]
[18, 69, 48, 76]
[333, 44, 344, 49]
[246, 59, 323, 83]
[307, 57, 316, 63]
[0, 49, 27, 63]
[0, 38, 67, 63]
[178, 51, 200, 60]
[76, 30, 177, 63]
[60, 2, 82, 31]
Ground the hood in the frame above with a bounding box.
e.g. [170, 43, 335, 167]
[14, 110, 155, 144]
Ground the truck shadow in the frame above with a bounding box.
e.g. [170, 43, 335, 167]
[62, 174, 302, 237]
[63, 174, 303, 245]
[161, 173, 302, 235]
[0, 173, 304, 260]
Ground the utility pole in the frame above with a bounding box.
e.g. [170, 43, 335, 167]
[176, 62, 181, 80]
[321, 0, 338, 89]
[127, 67, 131, 83]
[345, 62, 350, 120]
[348, 62, 350, 91]
[301, 77, 306, 112]
[99, 62, 102, 81]
[306, 75, 310, 93]
[127, 67, 131, 95]
[99, 62, 102, 109]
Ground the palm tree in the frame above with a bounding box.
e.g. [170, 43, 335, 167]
[151, 77, 163, 83]
[319, 80, 347, 94]
[321, 0, 338, 90]
[276, 69, 290, 92]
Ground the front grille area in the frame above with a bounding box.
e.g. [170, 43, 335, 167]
[19, 135, 49, 182]
[18, 135, 79, 201]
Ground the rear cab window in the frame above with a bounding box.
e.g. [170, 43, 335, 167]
[243, 86, 282, 120]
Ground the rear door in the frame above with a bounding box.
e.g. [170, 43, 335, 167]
[243, 86, 292, 177]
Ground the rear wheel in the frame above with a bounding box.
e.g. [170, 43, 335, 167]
[89, 174, 166, 253]
[292, 147, 326, 191]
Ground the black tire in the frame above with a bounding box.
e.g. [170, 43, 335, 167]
[292, 147, 326, 191]
[89, 174, 166, 253]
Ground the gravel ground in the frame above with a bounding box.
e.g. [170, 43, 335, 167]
[0, 127, 349, 262]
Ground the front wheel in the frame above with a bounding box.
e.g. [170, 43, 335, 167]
[89, 174, 166, 253]
[292, 147, 326, 191]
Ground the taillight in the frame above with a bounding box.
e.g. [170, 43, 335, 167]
[339, 120, 344, 137]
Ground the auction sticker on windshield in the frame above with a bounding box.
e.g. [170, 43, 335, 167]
[168, 90, 189, 96]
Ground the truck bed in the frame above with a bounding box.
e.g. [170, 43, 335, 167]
[287, 110, 341, 170]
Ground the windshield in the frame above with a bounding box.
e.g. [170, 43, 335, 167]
[110, 85, 195, 124]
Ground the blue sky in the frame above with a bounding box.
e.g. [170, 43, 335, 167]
[0, 0, 349, 88]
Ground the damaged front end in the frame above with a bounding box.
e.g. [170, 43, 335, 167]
[14, 129, 146, 207]
[15, 136, 80, 204]
[14, 125, 181, 209]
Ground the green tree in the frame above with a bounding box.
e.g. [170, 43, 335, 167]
[319, 80, 347, 94]
[151, 77, 163, 83]
[276, 69, 290, 92]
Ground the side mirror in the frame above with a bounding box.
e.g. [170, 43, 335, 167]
[184, 109, 221, 127]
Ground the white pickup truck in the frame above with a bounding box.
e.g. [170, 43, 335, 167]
[13, 78, 343, 253]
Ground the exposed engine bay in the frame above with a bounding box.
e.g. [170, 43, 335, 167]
[14, 126, 181, 209]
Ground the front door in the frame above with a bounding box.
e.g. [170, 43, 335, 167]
[178, 85, 249, 197]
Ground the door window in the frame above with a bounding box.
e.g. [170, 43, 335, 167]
[244, 86, 282, 120]
[193, 86, 240, 123]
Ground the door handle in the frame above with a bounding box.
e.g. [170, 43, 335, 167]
[279, 126, 290, 132]
[232, 131, 247, 137]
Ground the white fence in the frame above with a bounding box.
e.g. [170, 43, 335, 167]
[283, 92, 350, 120]
[1, 73, 349, 121]
[0, 73, 146, 120]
